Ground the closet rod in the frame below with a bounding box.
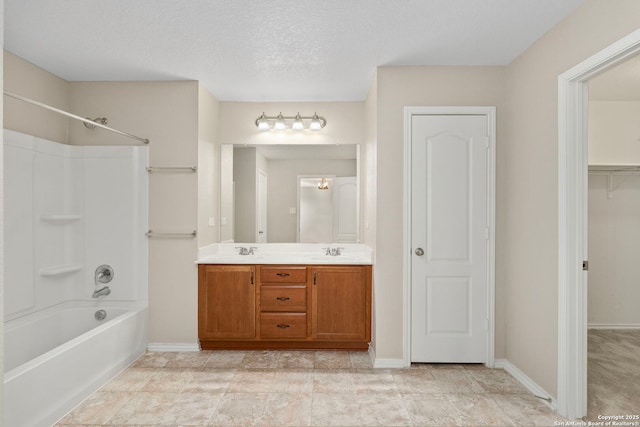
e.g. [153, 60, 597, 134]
[3, 90, 150, 145]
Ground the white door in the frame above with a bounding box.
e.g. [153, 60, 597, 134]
[410, 114, 489, 363]
[332, 176, 358, 242]
[257, 170, 267, 243]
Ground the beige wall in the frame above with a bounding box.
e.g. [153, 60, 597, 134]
[374, 66, 507, 361]
[589, 101, 640, 164]
[504, 0, 640, 397]
[363, 74, 378, 353]
[586, 100, 640, 327]
[198, 84, 220, 247]
[4, 50, 69, 143]
[588, 175, 640, 326]
[363, 72, 378, 249]
[69, 81, 201, 345]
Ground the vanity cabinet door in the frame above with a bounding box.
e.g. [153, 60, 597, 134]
[198, 265, 256, 340]
[311, 265, 372, 341]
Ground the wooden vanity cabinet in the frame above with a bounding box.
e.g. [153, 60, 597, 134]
[258, 266, 309, 340]
[198, 264, 371, 350]
[198, 265, 255, 341]
[312, 266, 371, 342]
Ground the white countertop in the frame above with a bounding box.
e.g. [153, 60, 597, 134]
[196, 243, 373, 265]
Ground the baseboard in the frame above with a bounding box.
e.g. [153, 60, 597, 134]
[495, 359, 557, 411]
[369, 345, 407, 368]
[147, 343, 200, 352]
[588, 323, 640, 330]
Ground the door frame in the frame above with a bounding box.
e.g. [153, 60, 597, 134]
[256, 169, 267, 242]
[557, 28, 640, 420]
[402, 106, 497, 367]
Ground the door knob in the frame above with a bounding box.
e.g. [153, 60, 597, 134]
[415, 248, 424, 256]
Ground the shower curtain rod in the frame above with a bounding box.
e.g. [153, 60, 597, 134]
[3, 90, 150, 145]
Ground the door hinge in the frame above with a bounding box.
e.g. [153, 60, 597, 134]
[582, 261, 589, 271]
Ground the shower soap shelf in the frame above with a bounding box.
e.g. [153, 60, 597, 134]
[40, 264, 82, 277]
[41, 214, 82, 223]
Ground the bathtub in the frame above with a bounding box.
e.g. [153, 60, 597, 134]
[4, 300, 148, 427]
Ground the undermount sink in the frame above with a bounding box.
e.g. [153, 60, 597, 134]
[309, 255, 361, 261]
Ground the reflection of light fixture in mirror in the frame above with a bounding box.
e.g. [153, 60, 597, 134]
[317, 177, 329, 190]
[254, 112, 327, 131]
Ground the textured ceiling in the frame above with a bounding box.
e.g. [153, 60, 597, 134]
[5, 0, 584, 102]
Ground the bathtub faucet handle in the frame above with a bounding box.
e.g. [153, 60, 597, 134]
[95, 265, 114, 286]
[92, 286, 111, 298]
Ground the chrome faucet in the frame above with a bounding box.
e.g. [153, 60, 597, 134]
[323, 247, 345, 256]
[236, 246, 257, 255]
[92, 286, 111, 298]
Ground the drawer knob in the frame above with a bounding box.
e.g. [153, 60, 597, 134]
[276, 296, 290, 301]
[276, 273, 290, 277]
[276, 324, 291, 328]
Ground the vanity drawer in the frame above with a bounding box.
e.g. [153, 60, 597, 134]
[260, 313, 307, 338]
[260, 266, 307, 283]
[261, 286, 307, 312]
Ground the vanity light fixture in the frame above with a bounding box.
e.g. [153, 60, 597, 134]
[254, 112, 327, 131]
[317, 177, 329, 190]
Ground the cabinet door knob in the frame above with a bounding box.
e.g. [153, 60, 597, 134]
[276, 296, 290, 301]
[276, 324, 290, 328]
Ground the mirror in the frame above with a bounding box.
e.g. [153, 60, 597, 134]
[220, 144, 359, 243]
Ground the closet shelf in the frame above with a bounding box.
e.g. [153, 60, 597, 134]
[41, 214, 82, 223]
[588, 164, 640, 173]
[40, 264, 82, 277]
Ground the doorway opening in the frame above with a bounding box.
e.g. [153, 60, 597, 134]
[557, 28, 640, 420]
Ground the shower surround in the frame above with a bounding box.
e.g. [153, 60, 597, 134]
[3, 129, 149, 427]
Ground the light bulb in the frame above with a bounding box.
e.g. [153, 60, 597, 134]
[274, 113, 286, 130]
[309, 113, 323, 130]
[256, 113, 270, 130]
[292, 113, 304, 130]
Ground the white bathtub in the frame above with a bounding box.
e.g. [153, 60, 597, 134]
[4, 300, 148, 427]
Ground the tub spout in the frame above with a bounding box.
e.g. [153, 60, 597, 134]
[92, 286, 111, 298]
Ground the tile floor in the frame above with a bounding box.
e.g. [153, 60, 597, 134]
[56, 350, 566, 426]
